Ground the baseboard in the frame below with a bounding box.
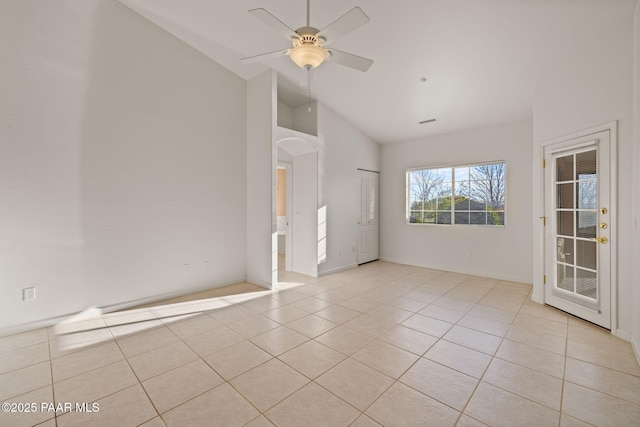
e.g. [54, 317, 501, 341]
[100, 276, 248, 313]
[632, 334, 640, 367]
[318, 263, 358, 277]
[289, 268, 318, 278]
[246, 275, 273, 290]
[0, 276, 247, 338]
[379, 257, 532, 284]
[613, 328, 632, 342]
[0, 315, 73, 338]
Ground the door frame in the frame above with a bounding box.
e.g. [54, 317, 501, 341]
[536, 121, 618, 334]
[277, 162, 293, 272]
[275, 132, 320, 279]
[357, 168, 380, 265]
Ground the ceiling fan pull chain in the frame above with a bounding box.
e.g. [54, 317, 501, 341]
[306, 0, 310, 27]
[307, 68, 312, 112]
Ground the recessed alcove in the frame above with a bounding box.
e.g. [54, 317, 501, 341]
[276, 77, 318, 137]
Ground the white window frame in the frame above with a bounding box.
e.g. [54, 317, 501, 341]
[406, 160, 506, 227]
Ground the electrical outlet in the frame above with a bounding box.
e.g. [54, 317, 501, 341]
[339, 248, 342, 256]
[466, 251, 472, 259]
[184, 263, 191, 273]
[23, 287, 36, 301]
[202, 261, 209, 271]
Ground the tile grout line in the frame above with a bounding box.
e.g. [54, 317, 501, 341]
[107, 316, 164, 426]
[301, 277, 517, 424]
[451, 289, 512, 425]
[559, 316, 569, 427]
[0, 340, 52, 377]
[3, 263, 639, 425]
[47, 326, 59, 427]
[334, 276, 498, 424]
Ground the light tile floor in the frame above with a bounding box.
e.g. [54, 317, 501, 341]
[1, 261, 639, 426]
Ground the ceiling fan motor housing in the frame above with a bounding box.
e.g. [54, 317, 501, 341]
[289, 27, 328, 69]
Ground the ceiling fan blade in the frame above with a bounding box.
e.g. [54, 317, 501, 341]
[317, 7, 370, 45]
[240, 49, 289, 64]
[327, 49, 373, 72]
[248, 8, 298, 40]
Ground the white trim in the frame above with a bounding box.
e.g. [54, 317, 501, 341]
[290, 269, 319, 278]
[546, 138, 601, 155]
[631, 334, 640, 365]
[1, 316, 69, 338]
[610, 122, 619, 336]
[540, 122, 616, 145]
[277, 161, 294, 272]
[406, 161, 507, 227]
[101, 277, 250, 311]
[537, 121, 618, 333]
[614, 329, 632, 342]
[246, 275, 274, 290]
[379, 257, 532, 284]
[0, 276, 248, 338]
[275, 132, 320, 280]
[531, 142, 545, 304]
[405, 159, 508, 172]
[319, 263, 358, 277]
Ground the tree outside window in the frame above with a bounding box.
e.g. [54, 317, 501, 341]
[407, 161, 505, 226]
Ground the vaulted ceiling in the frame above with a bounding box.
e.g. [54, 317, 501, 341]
[119, 0, 636, 144]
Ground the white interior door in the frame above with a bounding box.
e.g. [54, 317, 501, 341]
[544, 130, 611, 328]
[358, 169, 379, 264]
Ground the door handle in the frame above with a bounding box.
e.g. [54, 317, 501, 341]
[591, 237, 608, 244]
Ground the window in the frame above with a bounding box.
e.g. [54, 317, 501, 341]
[407, 161, 505, 226]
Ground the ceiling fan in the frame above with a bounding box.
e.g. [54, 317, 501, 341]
[240, 0, 374, 72]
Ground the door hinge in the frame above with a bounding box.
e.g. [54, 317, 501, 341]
[542, 159, 546, 168]
[542, 216, 546, 226]
[543, 275, 547, 284]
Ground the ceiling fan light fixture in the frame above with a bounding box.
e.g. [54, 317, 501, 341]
[289, 44, 328, 69]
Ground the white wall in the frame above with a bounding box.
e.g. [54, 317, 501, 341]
[277, 100, 293, 130]
[532, 9, 635, 338]
[316, 104, 381, 276]
[292, 152, 319, 276]
[632, 0, 640, 359]
[293, 104, 318, 137]
[381, 120, 533, 283]
[246, 70, 276, 288]
[0, 0, 247, 333]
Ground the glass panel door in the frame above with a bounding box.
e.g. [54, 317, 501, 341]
[544, 130, 611, 329]
[553, 149, 598, 307]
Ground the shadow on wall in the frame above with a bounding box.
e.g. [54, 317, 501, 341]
[1, 0, 246, 333]
[78, 1, 247, 312]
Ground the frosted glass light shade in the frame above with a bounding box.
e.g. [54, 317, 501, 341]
[289, 44, 328, 69]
